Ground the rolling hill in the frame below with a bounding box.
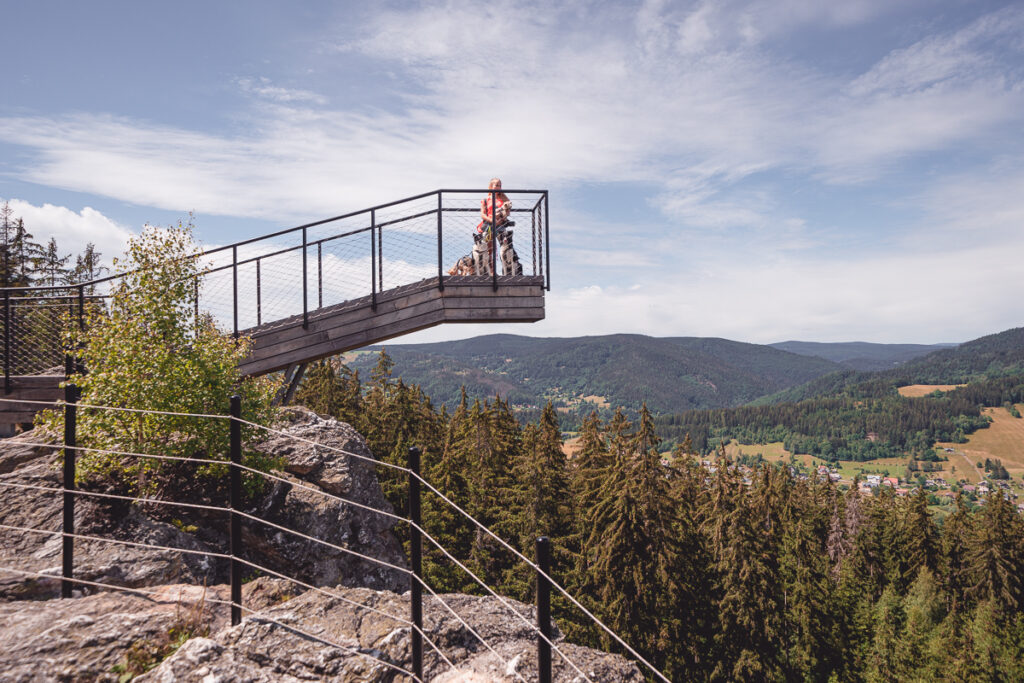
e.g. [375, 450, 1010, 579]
[346, 334, 847, 421]
[770, 340, 952, 371]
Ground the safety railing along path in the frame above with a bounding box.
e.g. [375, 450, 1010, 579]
[0, 391, 672, 682]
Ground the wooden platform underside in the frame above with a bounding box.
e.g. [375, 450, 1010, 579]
[1, 275, 546, 424]
[238, 275, 546, 376]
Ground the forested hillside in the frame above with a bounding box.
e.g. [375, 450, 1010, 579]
[658, 328, 1024, 459]
[347, 334, 845, 424]
[295, 355, 1024, 682]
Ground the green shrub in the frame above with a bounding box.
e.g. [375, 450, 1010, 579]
[37, 224, 280, 495]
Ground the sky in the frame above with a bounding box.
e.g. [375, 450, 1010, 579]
[2, 0, 1023, 346]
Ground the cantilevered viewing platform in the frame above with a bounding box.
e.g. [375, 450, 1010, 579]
[1, 188, 550, 427]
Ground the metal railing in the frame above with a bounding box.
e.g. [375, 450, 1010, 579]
[0, 391, 671, 682]
[1, 189, 551, 386]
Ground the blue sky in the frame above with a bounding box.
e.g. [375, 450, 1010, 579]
[3, 0, 1023, 345]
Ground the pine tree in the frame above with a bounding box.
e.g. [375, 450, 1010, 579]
[964, 492, 1024, 611]
[902, 489, 940, 584]
[582, 404, 684, 675]
[72, 242, 109, 293]
[39, 237, 71, 287]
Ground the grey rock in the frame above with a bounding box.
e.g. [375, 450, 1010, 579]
[137, 585, 642, 682]
[244, 406, 407, 592]
[0, 582, 640, 682]
[0, 433, 219, 601]
[0, 582, 230, 683]
[0, 406, 406, 600]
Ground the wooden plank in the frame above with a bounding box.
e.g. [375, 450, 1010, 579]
[0, 400, 58, 412]
[239, 307, 449, 376]
[2, 387, 65, 400]
[440, 285, 544, 298]
[7, 375, 63, 389]
[246, 280, 541, 348]
[444, 307, 545, 322]
[0, 411, 41, 424]
[442, 296, 545, 309]
[246, 286, 437, 347]
[246, 297, 445, 364]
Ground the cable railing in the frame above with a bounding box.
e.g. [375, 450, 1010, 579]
[0, 391, 668, 682]
[0, 189, 550, 386]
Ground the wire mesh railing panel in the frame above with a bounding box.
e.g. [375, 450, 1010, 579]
[438, 191, 546, 279]
[4, 294, 74, 375]
[378, 195, 442, 291]
[315, 229, 374, 311]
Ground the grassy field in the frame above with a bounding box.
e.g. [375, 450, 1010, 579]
[897, 384, 966, 397]
[936, 404, 1024, 484]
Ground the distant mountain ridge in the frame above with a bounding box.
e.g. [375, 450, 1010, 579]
[770, 340, 953, 371]
[345, 333, 956, 422]
[758, 327, 1024, 404]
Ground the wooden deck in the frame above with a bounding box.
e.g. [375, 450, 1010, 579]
[1, 275, 546, 426]
[238, 275, 546, 376]
[0, 374, 64, 431]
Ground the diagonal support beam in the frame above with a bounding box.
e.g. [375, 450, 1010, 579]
[275, 362, 308, 406]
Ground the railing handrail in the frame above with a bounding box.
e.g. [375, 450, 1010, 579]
[0, 188, 549, 295]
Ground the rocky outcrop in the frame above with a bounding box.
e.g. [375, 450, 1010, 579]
[0, 407, 406, 601]
[0, 407, 642, 681]
[245, 407, 406, 592]
[0, 579, 641, 682]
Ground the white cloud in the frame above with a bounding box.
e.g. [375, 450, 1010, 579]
[1, 198, 133, 267]
[238, 77, 328, 105]
[1, 2, 1020, 230]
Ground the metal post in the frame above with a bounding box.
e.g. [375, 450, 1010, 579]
[317, 242, 323, 309]
[536, 536, 552, 683]
[378, 220, 383, 293]
[302, 228, 309, 329]
[436, 193, 444, 291]
[370, 210, 377, 312]
[230, 394, 242, 626]
[543, 192, 550, 290]
[232, 246, 239, 339]
[3, 291, 10, 394]
[194, 277, 199, 329]
[77, 285, 84, 332]
[531, 209, 537, 277]
[491, 190, 498, 291]
[62, 383, 79, 599]
[408, 446, 424, 681]
[256, 259, 262, 326]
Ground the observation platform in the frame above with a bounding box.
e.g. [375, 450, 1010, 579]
[1, 188, 550, 429]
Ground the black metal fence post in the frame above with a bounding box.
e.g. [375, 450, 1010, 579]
[371, 210, 378, 312]
[543, 192, 550, 290]
[62, 383, 79, 599]
[232, 246, 239, 339]
[3, 290, 10, 394]
[77, 284, 85, 333]
[436, 193, 444, 291]
[490, 190, 498, 291]
[317, 242, 323, 310]
[536, 536, 552, 683]
[302, 228, 309, 329]
[230, 394, 242, 626]
[408, 446, 424, 681]
[256, 259, 262, 326]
